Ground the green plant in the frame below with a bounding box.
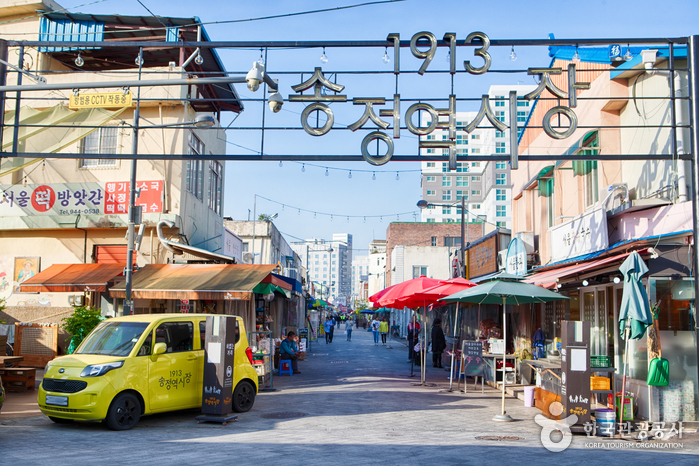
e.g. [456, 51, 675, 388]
[61, 306, 104, 350]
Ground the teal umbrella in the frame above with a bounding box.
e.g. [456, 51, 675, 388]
[441, 278, 569, 422]
[617, 251, 653, 429]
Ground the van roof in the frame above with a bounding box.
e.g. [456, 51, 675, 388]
[109, 314, 242, 323]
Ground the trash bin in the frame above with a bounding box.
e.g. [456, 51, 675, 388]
[523, 385, 535, 408]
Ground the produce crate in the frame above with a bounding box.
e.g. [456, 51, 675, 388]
[590, 376, 610, 391]
[591, 355, 610, 368]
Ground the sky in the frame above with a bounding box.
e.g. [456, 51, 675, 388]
[64, 0, 699, 256]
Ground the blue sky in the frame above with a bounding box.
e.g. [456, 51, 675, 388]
[72, 0, 699, 254]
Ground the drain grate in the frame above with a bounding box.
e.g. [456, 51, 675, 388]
[475, 436, 524, 441]
[330, 360, 348, 364]
[260, 412, 308, 420]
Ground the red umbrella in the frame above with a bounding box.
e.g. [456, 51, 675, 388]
[370, 276, 441, 308]
[390, 277, 477, 308]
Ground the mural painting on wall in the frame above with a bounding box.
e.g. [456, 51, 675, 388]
[14, 257, 40, 293]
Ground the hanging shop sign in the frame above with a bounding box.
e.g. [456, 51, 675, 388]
[505, 237, 527, 276]
[290, 31, 590, 170]
[69, 91, 132, 109]
[549, 207, 608, 263]
[468, 235, 497, 279]
[0, 180, 163, 216]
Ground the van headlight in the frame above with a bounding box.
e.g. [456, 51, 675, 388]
[80, 361, 124, 377]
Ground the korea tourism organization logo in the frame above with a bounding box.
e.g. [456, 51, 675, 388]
[535, 401, 577, 453]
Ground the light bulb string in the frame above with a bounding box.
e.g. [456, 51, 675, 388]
[255, 194, 418, 220]
[289, 160, 420, 175]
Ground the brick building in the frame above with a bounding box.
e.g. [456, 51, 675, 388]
[385, 222, 488, 285]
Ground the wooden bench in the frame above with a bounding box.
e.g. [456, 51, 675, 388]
[0, 367, 36, 392]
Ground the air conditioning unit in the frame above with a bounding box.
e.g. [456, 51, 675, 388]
[497, 250, 507, 270]
[242, 252, 254, 264]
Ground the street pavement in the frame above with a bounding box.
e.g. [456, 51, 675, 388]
[1, 325, 697, 465]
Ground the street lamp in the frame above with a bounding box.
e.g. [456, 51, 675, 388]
[417, 196, 468, 278]
[123, 57, 283, 315]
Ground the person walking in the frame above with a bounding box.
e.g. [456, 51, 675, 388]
[329, 315, 336, 343]
[323, 317, 333, 344]
[370, 316, 381, 346]
[431, 318, 447, 368]
[407, 320, 421, 363]
[379, 317, 389, 346]
[346, 319, 353, 341]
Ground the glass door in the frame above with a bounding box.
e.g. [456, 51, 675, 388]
[581, 287, 608, 356]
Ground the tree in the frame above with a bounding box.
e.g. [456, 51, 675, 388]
[258, 214, 275, 221]
[61, 306, 104, 354]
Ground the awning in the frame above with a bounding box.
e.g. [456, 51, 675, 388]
[253, 282, 291, 299]
[3, 104, 127, 153]
[19, 263, 125, 293]
[109, 264, 276, 300]
[524, 249, 648, 289]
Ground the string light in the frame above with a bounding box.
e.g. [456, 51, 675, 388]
[282, 204, 285, 211]
[363, 216, 366, 223]
[325, 168, 329, 176]
[320, 47, 328, 64]
[194, 53, 204, 66]
[395, 172, 400, 181]
[257, 48, 265, 66]
[347, 216, 350, 223]
[380, 216, 383, 222]
[279, 160, 283, 167]
[348, 170, 352, 179]
[75, 52, 84, 67]
[314, 212, 316, 218]
[298, 209, 301, 215]
[23, 177, 27, 187]
[301, 164, 305, 172]
[382, 47, 390, 64]
[446, 49, 450, 63]
[135, 55, 144, 66]
[624, 44, 633, 61]
[42, 160, 45, 171]
[330, 214, 333, 221]
[510, 46, 517, 61]
[372, 172, 376, 181]
[572, 45, 581, 63]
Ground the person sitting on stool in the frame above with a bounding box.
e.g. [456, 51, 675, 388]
[280, 331, 301, 374]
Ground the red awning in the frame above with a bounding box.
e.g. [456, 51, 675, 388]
[524, 249, 648, 289]
[19, 263, 125, 293]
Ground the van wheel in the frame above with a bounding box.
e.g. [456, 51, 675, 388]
[106, 392, 141, 430]
[232, 381, 255, 413]
[48, 416, 73, 424]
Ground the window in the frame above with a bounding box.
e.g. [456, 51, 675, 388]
[426, 162, 436, 167]
[208, 161, 222, 214]
[471, 134, 480, 140]
[496, 205, 507, 217]
[186, 133, 205, 200]
[471, 148, 481, 154]
[517, 111, 527, 122]
[472, 204, 481, 209]
[431, 236, 437, 246]
[323, 267, 327, 272]
[79, 126, 119, 168]
[442, 163, 449, 173]
[315, 261, 319, 265]
[456, 162, 468, 173]
[426, 176, 436, 182]
[442, 177, 452, 187]
[471, 190, 481, 196]
[496, 111, 505, 122]
[155, 322, 193, 353]
[496, 173, 507, 185]
[494, 96, 505, 107]
[412, 266, 428, 278]
[136, 332, 152, 356]
[472, 176, 481, 182]
[456, 148, 468, 156]
[242, 242, 249, 252]
[517, 101, 529, 107]
[456, 190, 467, 201]
[426, 190, 435, 196]
[456, 176, 468, 187]
[496, 142, 506, 154]
[497, 221, 507, 227]
[496, 131, 505, 138]
[495, 162, 507, 170]
[456, 135, 468, 145]
[444, 237, 461, 247]
[496, 189, 506, 201]
[442, 218, 454, 223]
[426, 218, 435, 223]
[442, 190, 452, 201]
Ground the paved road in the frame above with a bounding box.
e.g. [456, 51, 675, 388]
[1, 326, 697, 465]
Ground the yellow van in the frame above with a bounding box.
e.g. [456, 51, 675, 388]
[38, 314, 258, 430]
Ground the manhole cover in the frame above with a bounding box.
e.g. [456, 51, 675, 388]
[475, 436, 523, 441]
[260, 412, 308, 420]
[330, 360, 348, 364]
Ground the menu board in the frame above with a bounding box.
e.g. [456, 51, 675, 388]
[461, 340, 485, 377]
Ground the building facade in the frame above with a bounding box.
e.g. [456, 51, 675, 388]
[291, 233, 353, 305]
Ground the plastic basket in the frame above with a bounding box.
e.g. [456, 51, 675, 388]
[590, 355, 610, 368]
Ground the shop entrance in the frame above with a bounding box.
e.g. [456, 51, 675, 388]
[580, 285, 614, 359]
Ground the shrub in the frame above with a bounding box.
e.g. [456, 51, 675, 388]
[61, 306, 104, 352]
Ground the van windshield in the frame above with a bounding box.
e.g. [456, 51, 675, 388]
[76, 321, 150, 357]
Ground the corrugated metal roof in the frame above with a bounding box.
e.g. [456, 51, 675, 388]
[109, 264, 276, 300]
[19, 263, 125, 292]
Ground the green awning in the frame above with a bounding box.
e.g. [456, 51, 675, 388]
[253, 282, 291, 299]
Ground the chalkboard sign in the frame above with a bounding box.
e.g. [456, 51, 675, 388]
[461, 340, 485, 376]
[298, 328, 309, 340]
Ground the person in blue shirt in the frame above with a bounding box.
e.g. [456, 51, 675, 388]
[323, 317, 333, 344]
[329, 316, 336, 343]
[280, 331, 301, 374]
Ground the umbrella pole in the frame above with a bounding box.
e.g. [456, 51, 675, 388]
[448, 303, 460, 391]
[619, 322, 631, 437]
[493, 296, 513, 422]
[409, 309, 416, 378]
[422, 305, 427, 385]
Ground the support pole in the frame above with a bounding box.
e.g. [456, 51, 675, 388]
[124, 47, 143, 316]
[689, 35, 699, 401]
[493, 297, 513, 422]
